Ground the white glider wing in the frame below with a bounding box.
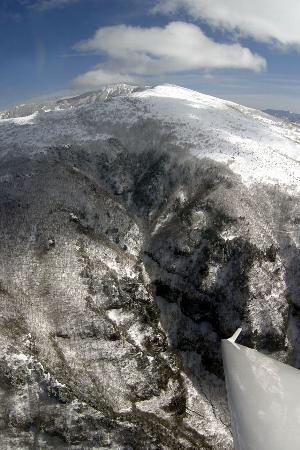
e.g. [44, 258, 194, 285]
[222, 332, 300, 450]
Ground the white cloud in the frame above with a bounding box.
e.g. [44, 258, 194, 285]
[73, 68, 139, 88]
[154, 0, 300, 47]
[73, 22, 266, 88]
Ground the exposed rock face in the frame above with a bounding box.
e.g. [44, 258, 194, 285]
[0, 85, 300, 449]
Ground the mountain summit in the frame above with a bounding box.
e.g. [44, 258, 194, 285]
[1, 84, 300, 189]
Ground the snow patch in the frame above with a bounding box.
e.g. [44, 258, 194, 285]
[0, 111, 38, 125]
[107, 308, 134, 325]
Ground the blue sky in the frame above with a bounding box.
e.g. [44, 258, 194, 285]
[1, 0, 300, 111]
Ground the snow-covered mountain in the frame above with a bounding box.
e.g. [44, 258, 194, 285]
[264, 108, 300, 125]
[1, 84, 300, 190]
[0, 84, 300, 449]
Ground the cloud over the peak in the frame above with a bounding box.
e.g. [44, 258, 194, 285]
[154, 0, 300, 47]
[73, 22, 266, 88]
[73, 68, 139, 88]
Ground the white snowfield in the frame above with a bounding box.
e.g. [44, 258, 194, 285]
[1, 84, 300, 191]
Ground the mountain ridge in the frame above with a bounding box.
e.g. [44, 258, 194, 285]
[1, 84, 300, 191]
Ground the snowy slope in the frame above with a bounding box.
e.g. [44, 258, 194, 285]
[1, 84, 300, 191]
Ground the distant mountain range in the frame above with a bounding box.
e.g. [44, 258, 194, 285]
[264, 108, 300, 124]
